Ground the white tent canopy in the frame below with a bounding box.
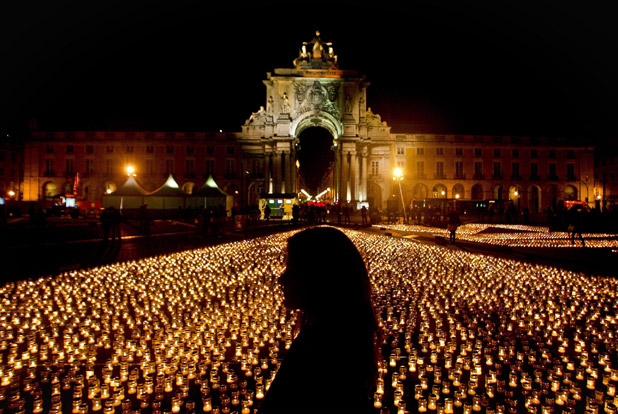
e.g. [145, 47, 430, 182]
[102, 176, 148, 209]
[147, 175, 186, 209]
[187, 175, 233, 213]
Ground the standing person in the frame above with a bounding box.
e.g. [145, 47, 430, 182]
[258, 227, 378, 414]
[361, 205, 368, 226]
[568, 207, 586, 247]
[264, 204, 271, 221]
[336, 203, 342, 224]
[110, 207, 122, 242]
[447, 207, 460, 244]
[100, 207, 112, 243]
[291, 204, 299, 226]
[344, 203, 351, 224]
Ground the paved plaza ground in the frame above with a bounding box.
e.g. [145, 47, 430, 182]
[2, 214, 616, 283]
[1, 220, 617, 414]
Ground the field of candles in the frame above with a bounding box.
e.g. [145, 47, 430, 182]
[375, 223, 618, 249]
[1, 227, 617, 413]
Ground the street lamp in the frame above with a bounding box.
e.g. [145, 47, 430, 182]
[126, 165, 136, 177]
[393, 168, 407, 224]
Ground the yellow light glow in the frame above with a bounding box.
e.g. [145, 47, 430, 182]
[393, 168, 403, 179]
[126, 165, 135, 176]
[1, 226, 616, 413]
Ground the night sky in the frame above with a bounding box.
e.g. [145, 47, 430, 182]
[4, 1, 618, 142]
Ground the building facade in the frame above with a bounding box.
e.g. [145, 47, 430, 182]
[23, 130, 242, 204]
[238, 32, 596, 214]
[17, 32, 601, 215]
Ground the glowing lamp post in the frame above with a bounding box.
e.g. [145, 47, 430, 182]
[126, 165, 136, 177]
[393, 168, 407, 224]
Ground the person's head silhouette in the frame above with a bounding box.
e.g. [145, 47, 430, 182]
[279, 226, 375, 325]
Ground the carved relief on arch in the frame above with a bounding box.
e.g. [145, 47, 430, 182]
[293, 81, 341, 119]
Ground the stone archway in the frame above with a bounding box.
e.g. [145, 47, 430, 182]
[291, 110, 343, 140]
[239, 32, 391, 207]
[83, 182, 97, 201]
[296, 127, 335, 195]
[563, 185, 577, 201]
[509, 185, 522, 210]
[43, 181, 59, 200]
[471, 183, 484, 200]
[528, 185, 541, 213]
[493, 185, 503, 200]
[452, 183, 465, 199]
[433, 184, 447, 198]
[412, 183, 428, 200]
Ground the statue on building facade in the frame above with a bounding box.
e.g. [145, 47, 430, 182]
[365, 107, 387, 126]
[293, 31, 338, 70]
[344, 95, 353, 115]
[281, 93, 290, 114]
[266, 96, 274, 115]
[245, 106, 267, 125]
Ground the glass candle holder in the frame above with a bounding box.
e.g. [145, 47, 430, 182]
[374, 392, 382, 408]
[428, 394, 437, 410]
[418, 397, 428, 413]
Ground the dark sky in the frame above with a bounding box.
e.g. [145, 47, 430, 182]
[4, 1, 618, 142]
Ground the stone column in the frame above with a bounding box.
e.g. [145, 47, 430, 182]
[339, 150, 347, 202]
[280, 151, 286, 194]
[288, 151, 296, 193]
[361, 149, 368, 202]
[346, 151, 352, 202]
[273, 152, 282, 194]
[351, 151, 359, 203]
[334, 147, 341, 202]
[266, 154, 273, 194]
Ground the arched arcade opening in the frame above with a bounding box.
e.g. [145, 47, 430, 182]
[296, 127, 335, 198]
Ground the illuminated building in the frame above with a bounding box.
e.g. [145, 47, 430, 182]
[23, 130, 242, 204]
[594, 139, 618, 209]
[20, 32, 599, 213]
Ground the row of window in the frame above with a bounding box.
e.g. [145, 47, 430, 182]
[403, 147, 576, 159]
[0, 151, 20, 162]
[43, 159, 237, 177]
[45, 144, 236, 155]
[370, 161, 578, 180]
[0, 168, 18, 179]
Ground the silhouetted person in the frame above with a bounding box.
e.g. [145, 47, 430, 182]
[138, 204, 149, 234]
[447, 208, 460, 243]
[264, 204, 271, 221]
[292, 204, 300, 225]
[100, 208, 112, 242]
[258, 227, 378, 414]
[568, 207, 586, 247]
[361, 205, 368, 226]
[109, 207, 122, 242]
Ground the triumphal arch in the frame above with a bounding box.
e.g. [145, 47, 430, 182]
[240, 32, 391, 206]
